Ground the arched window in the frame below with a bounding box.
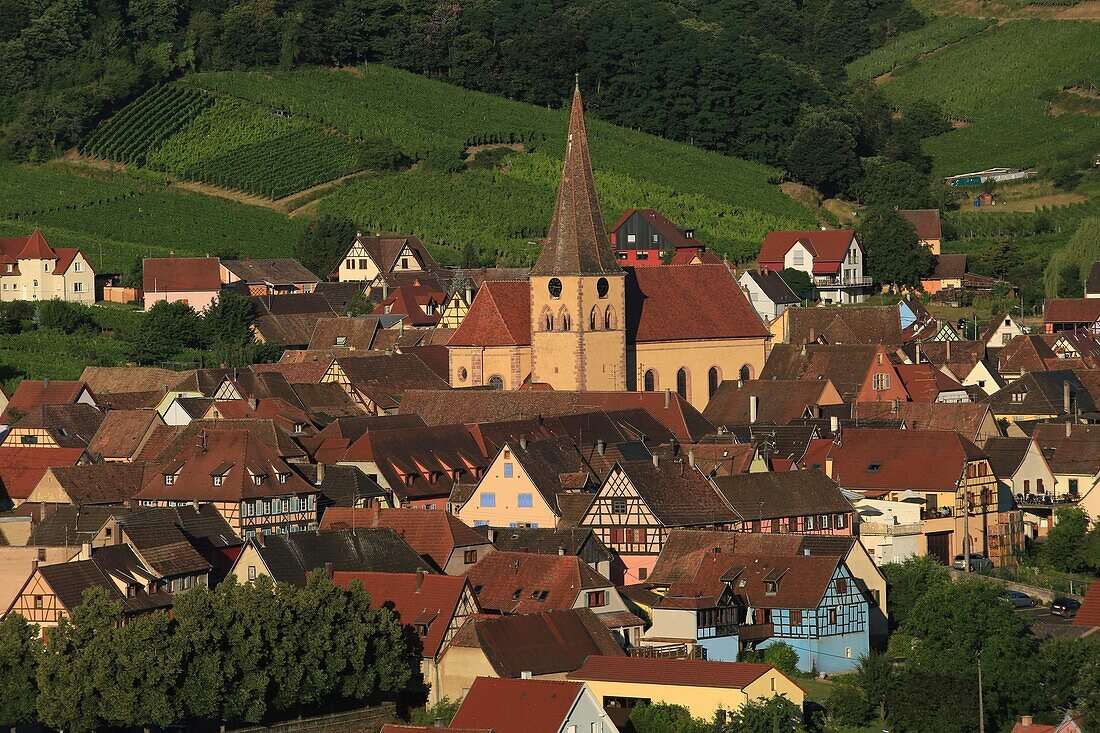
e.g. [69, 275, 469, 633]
[739, 364, 752, 381]
[589, 306, 599, 331]
[644, 370, 657, 392]
[558, 307, 571, 331]
[676, 368, 689, 400]
[604, 306, 617, 330]
[540, 307, 554, 332]
[487, 375, 504, 390]
[596, 277, 609, 299]
[708, 367, 721, 398]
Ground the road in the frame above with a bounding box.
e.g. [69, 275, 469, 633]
[1014, 605, 1086, 639]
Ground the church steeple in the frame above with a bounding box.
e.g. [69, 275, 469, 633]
[530, 84, 621, 276]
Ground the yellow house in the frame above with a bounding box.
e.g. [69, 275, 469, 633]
[567, 656, 805, 718]
[336, 234, 436, 283]
[0, 229, 95, 304]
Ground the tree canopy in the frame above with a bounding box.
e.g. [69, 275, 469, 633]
[857, 207, 936, 287]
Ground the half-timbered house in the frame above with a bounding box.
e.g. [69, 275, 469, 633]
[577, 459, 741, 583]
[322, 354, 451, 414]
[712, 470, 854, 535]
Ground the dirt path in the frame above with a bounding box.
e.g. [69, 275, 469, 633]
[173, 169, 372, 214]
[970, 192, 1087, 212]
[1048, 0, 1100, 18]
[174, 180, 278, 209]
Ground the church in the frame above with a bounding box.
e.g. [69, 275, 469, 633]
[447, 85, 770, 411]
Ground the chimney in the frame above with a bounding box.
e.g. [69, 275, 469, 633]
[1066, 421, 1072, 438]
[596, 439, 606, 456]
[915, 342, 922, 364]
[315, 462, 325, 486]
[248, 397, 259, 411]
[825, 456, 834, 478]
[652, 454, 659, 468]
[200, 429, 208, 452]
[80, 541, 92, 561]
[382, 281, 389, 299]
[688, 447, 695, 469]
[946, 339, 952, 361]
[465, 285, 473, 305]
[1064, 380, 1071, 414]
[749, 395, 759, 424]
[664, 389, 671, 409]
[810, 404, 821, 419]
[808, 328, 815, 343]
[256, 528, 265, 547]
[415, 568, 425, 593]
[519, 435, 528, 450]
[324, 562, 334, 578]
[830, 415, 839, 434]
[488, 528, 497, 543]
[43, 376, 50, 390]
[558, 546, 566, 556]
[737, 378, 743, 388]
[1021, 717, 1033, 728]
[892, 398, 899, 413]
[31, 559, 38, 572]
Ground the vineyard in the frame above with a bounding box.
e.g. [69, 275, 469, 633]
[845, 17, 994, 79]
[81, 85, 214, 166]
[874, 19, 1100, 175]
[0, 331, 131, 390]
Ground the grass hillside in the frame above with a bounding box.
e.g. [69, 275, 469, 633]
[860, 19, 1098, 176]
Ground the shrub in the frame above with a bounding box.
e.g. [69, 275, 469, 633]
[763, 642, 800, 676]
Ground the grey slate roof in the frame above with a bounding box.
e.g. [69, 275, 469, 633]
[712, 469, 850, 520]
[251, 527, 431, 586]
[743, 270, 799, 305]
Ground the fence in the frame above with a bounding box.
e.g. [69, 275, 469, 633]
[230, 703, 397, 733]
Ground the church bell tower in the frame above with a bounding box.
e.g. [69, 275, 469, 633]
[530, 81, 626, 392]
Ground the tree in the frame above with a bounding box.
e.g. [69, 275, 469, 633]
[102, 610, 182, 729]
[904, 98, 952, 139]
[1039, 637, 1100, 715]
[130, 300, 203, 364]
[762, 642, 799, 676]
[858, 207, 936, 287]
[1083, 519, 1100, 572]
[825, 682, 874, 728]
[853, 651, 893, 720]
[778, 268, 811, 300]
[857, 158, 932, 209]
[629, 702, 708, 733]
[294, 215, 356, 282]
[882, 554, 950, 628]
[37, 299, 93, 333]
[786, 110, 860, 198]
[1077, 657, 1100, 731]
[728, 695, 805, 733]
[1044, 506, 1089, 572]
[886, 669, 980, 733]
[203, 290, 254, 348]
[344, 290, 374, 317]
[0, 614, 40, 727]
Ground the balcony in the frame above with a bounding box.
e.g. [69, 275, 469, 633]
[813, 275, 873, 287]
[859, 521, 922, 537]
[630, 643, 705, 660]
[1015, 493, 1078, 510]
[737, 623, 775, 642]
[921, 507, 954, 520]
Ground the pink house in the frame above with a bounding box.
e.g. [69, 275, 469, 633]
[143, 257, 223, 312]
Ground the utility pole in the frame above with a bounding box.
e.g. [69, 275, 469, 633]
[961, 478, 971, 574]
[977, 657, 985, 733]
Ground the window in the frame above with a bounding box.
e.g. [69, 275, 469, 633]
[359, 259, 369, 269]
[480, 492, 496, 508]
[790, 609, 802, 626]
[676, 368, 689, 400]
[792, 250, 804, 266]
[1069, 479, 1079, 495]
[611, 498, 628, 514]
[74, 261, 83, 272]
[626, 234, 636, 243]
[73, 282, 83, 292]
[401, 258, 408, 269]
[872, 373, 891, 391]
[604, 306, 615, 330]
[764, 580, 778, 595]
[636, 251, 649, 260]
[739, 365, 751, 382]
[835, 513, 847, 529]
[586, 590, 608, 608]
[597, 277, 609, 298]
[464, 549, 478, 564]
[561, 313, 571, 331]
[458, 367, 468, 382]
[37, 548, 46, 561]
[518, 493, 533, 508]
[503, 463, 513, 478]
[805, 515, 815, 530]
[1037, 478, 1045, 494]
[34, 595, 43, 609]
[835, 578, 847, 594]
[638, 567, 648, 580]
[19, 435, 38, 444]
[164, 473, 176, 485]
[248, 566, 257, 581]
[548, 278, 563, 299]
[829, 608, 838, 625]
[1012, 392, 1025, 403]
[43, 262, 49, 272]
[590, 307, 598, 330]
[708, 367, 720, 399]
[213, 475, 223, 487]
[643, 370, 656, 392]
[335, 336, 347, 346]
[652, 234, 659, 243]
[253, 475, 264, 486]
[346, 259, 356, 269]
[819, 514, 830, 529]
[487, 375, 504, 390]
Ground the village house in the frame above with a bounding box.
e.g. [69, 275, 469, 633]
[703, 379, 844, 427]
[332, 570, 480, 705]
[0, 229, 95, 304]
[336, 233, 438, 284]
[853, 497, 923, 565]
[0, 403, 104, 449]
[568, 656, 805, 719]
[86, 409, 166, 462]
[1, 378, 97, 424]
[738, 269, 800, 323]
[372, 282, 448, 327]
[0, 447, 87, 508]
[445, 89, 770, 410]
[143, 256, 223, 312]
[711, 470, 854, 536]
[898, 209, 943, 255]
[757, 230, 871, 304]
[322, 354, 451, 415]
[450, 678, 619, 733]
[987, 370, 1096, 428]
[1026, 424, 1100, 522]
[770, 305, 903, 347]
[983, 312, 1028, 348]
[220, 258, 319, 297]
[904, 340, 1003, 395]
[609, 209, 702, 266]
[480, 526, 615, 579]
[1045, 298, 1100, 335]
[760, 344, 910, 405]
[433, 608, 625, 702]
[851, 401, 1001, 443]
[920, 253, 967, 294]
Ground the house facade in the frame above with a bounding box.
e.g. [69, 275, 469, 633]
[336, 234, 437, 284]
[609, 209, 700, 266]
[757, 230, 871, 304]
[0, 230, 95, 304]
[738, 270, 800, 323]
[143, 257, 223, 312]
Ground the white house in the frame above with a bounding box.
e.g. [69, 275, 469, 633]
[738, 270, 800, 323]
[0, 230, 95, 304]
[757, 230, 871, 304]
[449, 678, 620, 733]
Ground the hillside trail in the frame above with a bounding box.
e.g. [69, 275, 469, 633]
[172, 169, 372, 215]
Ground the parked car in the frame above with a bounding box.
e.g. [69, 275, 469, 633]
[953, 553, 993, 571]
[1002, 590, 1038, 608]
[1050, 598, 1081, 618]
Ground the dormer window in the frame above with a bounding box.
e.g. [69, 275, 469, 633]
[213, 475, 223, 487]
[764, 580, 778, 596]
[252, 474, 265, 486]
[278, 472, 289, 483]
[866, 463, 882, 473]
[414, 622, 430, 636]
[165, 473, 176, 485]
[335, 336, 347, 346]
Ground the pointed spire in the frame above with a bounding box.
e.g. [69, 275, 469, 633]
[17, 228, 56, 261]
[530, 85, 621, 277]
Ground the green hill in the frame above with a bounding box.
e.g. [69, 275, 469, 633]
[859, 19, 1098, 176]
[71, 65, 812, 268]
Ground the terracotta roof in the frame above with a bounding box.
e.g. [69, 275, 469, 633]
[9, 403, 104, 447]
[34, 545, 173, 615]
[626, 265, 770, 342]
[250, 527, 432, 586]
[332, 571, 474, 657]
[530, 88, 621, 277]
[1031, 424, 1100, 476]
[688, 440, 757, 477]
[87, 410, 163, 459]
[41, 464, 147, 504]
[824, 428, 984, 492]
[482, 526, 612, 562]
[345, 423, 485, 502]
[718, 552, 841, 609]
[610, 209, 696, 248]
[2, 380, 90, 422]
[372, 284, 446, 327]
[667, 248, 722, 265]
[143, 256, 222, 293]
[349, 234, 438, 275]
[449, 280, 533, 347]
[381, 726, 488, 733]
[333, 354, 451, 411]
[321, 506, 490, 571]
[932, 253, 968, 279]
[221, 258, 318, 284]
[906, 340, 988, 380]
[1072, 580, 1100, 628]
[1045, 298, 1100, 325]
[117, 508, 212, 577]
[704, 379, 837, 426]
[893, 363, 966, 403]
[758, 230, 859, 271]
[605, 461, 740, 526]
[761, 344, 889, 403]
[569, 655, 781, 689]
[783, 307, 903, 346]
[852, 401, 991, 441]
[451, 678, 585, 733]
[988, 370, 1096, 417]
[463, 551, 611, 614]
[742, 269, 799, 305]
[712, 469, 850, 520]
[449, 608, 624, 677]
[898, 209, 942, 241]
[0, 447, 86, 503]
[307, 317, 382, 351]
[999, 335, 1056, 375]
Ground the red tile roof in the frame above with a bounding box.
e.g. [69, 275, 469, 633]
[824, 427, 985, 492]
[568, 655, 785, 690]
[1072, 581, 1100, 628]
[758, 230, 859, 272]
[2, 380, 90, 423]
[463, 551, 611, 614]
[610, 209, 696, 248]
[143, 257, 222, 293]
[332, 571, 474, 657]
[372, 284, 446, 327]
[894, 363, 965, 403]
[449, 280, 532, 347]
[321, 506, 490, 570]
[451, 678, 585, 733]
[667, 248, 722, 265]
[898, 209, 942, 242]
[11, 229, 57, 260]
[626, 265, 769, 342]
[0, 447, 86, 503]
[1045, 298, 1100, 325]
